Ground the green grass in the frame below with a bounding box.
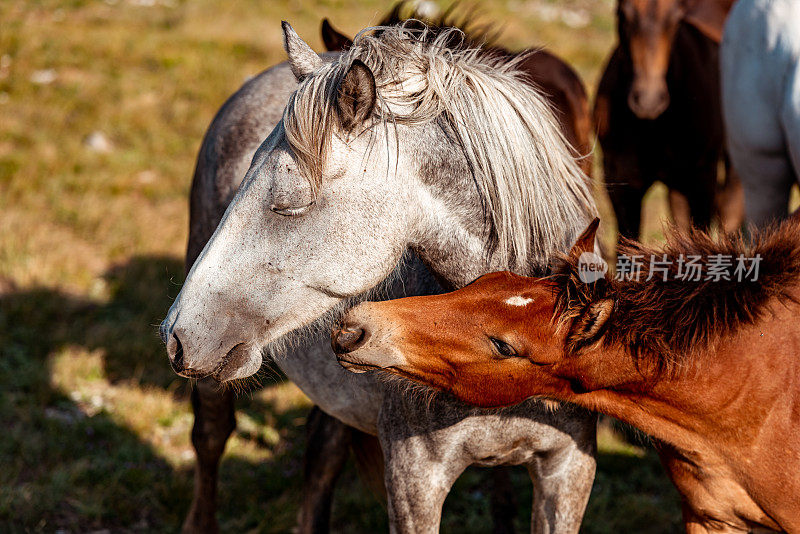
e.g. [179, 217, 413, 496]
[0, 0, 682, 531]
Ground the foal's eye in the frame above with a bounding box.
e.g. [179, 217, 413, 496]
[490, 337, 518, 358]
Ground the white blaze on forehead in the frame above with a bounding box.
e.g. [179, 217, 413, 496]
[505, 296, 534, 307]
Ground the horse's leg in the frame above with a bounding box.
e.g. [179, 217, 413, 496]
[724, 57, 795, 226]
[684, 164, 717, 231]
[737, 151, 794, 227]
[717, 159, 745, 233]
[380, 434, 468, 534]
[296, 410, 385, 533]
[668, 188, 692, 231]
[781, 65, 800, 186]
[350, 426, 387, 502]
[183, 379, 236, 534]
[296, 407, 352, 534]
[378, 395, 470, 534]
[602, 146, 648, 241]
[608, 184, 646, 241]
[377, 407, 516, 533]
[526, 415, 597, 534]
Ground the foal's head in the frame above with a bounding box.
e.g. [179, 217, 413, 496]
[335, 215, 800, 407]
[617, 0, 730, 119]
[332, 220, 612, 407]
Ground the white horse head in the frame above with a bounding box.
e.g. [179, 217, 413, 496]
[160, 22, 595, 381]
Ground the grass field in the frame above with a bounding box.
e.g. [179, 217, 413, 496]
[0, 0, 682, 532]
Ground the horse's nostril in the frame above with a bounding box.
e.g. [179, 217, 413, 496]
[331, 326, 368, 354]
[170, 334, 185, 374]
[628, 87, 669, 119]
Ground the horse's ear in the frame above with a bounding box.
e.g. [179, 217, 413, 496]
[683, 0, 735, 43]
[568, 298, 614, 351]
[282, 21, 323, 81]
[336, 59, 377, 132]
[321, 19, 353, 51]
[570, 218, 600, 257]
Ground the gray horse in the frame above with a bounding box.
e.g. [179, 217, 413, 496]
[163, 23, 598, 533]
[722, 0, 800, 226]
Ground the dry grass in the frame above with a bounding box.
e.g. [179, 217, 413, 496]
[0, 0, 681, 532]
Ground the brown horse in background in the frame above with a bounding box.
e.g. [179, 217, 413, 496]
[595, 0, 743, 240]
[334, 217, 800, 533]
[322, 4, 594, 176]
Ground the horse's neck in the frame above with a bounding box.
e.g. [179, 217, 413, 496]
[405, 118, 586, 286]
[414, 217, 575, 288]
[413, 230, 500, 290]
[566, 335, 783, 454]
[409, 182, 554, 288]
[579, 336, 800, 528]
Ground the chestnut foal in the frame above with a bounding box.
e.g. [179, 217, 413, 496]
[334, 218, 800, 533]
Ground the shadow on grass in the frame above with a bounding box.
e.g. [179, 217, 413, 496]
[0, 255, 315, 531]
[2, 255, 199, 391]
[0, 255, 681, 532]
[583, 434, 683, 533]
[0, 255, 183, 530]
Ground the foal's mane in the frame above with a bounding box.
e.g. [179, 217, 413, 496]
[282, 23, 595, 274]
[553, 219, 800, 372]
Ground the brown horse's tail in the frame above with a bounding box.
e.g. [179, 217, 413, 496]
[351, 430, 388, 504]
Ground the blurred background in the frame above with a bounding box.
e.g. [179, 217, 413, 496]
[0, 0, 681, 532]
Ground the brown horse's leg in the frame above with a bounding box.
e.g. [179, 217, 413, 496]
[297, 407, 352, 534]
[608, 184, 646, 241]
[668, 188, 692, 231]
[685, 168, 717, 231]
[183, 379, 236, 534]
[717, 165, 745, 233]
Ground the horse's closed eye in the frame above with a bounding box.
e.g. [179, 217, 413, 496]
[270, 202, 314, 217]
[490, 337, 518, 358]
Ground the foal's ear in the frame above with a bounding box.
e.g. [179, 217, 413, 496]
[321, 19, 353, 51]
[282, 21, 324, 81]
[683, 0, 735, 43]
[569, 298, 614, 351]
[336, 60, 377, 132]
[570, 218, 600, 257]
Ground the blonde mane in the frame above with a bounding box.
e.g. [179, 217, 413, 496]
[283, 24, 596, 273]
